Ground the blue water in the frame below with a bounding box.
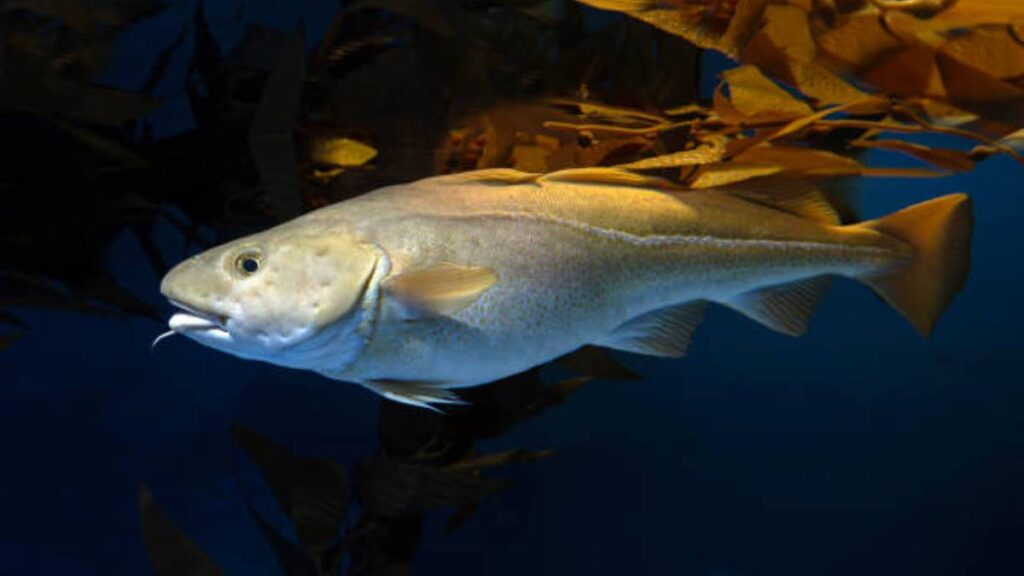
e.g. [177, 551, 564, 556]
[2, 2, 1023, 575]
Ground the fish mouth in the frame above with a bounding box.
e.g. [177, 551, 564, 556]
[167, 299, 231, 336]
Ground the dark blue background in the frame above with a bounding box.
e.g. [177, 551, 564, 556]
[2, 1, 1023, 574]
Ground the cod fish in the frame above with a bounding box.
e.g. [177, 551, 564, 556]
[159, 168, 972, 408]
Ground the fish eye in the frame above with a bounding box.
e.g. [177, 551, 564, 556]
[235, 252, 262, 275]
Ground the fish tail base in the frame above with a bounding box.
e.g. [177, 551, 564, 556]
[853, 194, 973, 336]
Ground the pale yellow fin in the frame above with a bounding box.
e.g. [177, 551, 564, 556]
[853, 194, 973, 336]
[385, 263, 498, 316]
[427, 166, 678, 191]
[596, 300, 706, 358]
[718, 179, 839, 224]
[424, 169, 539, 185]
[538, 167, 681, 190]
[726, 276, 831, 336]
[367, 380, 466, 411]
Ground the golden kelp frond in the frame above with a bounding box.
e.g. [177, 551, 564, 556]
[576, 0, 771, 58]
[436, 101, 662, 175]
[915, 0, 1024, 28]
[0, 0, 164, 123]
[716, 65, 813, 122]
[512, 61, 1016, 194]
[742, 3, 872, 106]
[615, 140, 727, 169]
[309, 137, 378, 168]
[578, 0, 1024, 131]
[850, 139, 976, 171]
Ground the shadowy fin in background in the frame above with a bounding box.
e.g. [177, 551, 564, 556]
[556, 346, 640, 380]
[229, 425, 348, 561]
[244, 500, 318, 576]
[138, 484, 225, 576]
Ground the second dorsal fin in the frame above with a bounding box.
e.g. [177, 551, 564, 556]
[719, 179, 840, 224]
[424, 168, 540, 185]
[538, 167, 682, 190]
[424, 167, 681, 192]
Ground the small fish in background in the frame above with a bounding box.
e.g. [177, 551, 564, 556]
[158, 168, 972, 409]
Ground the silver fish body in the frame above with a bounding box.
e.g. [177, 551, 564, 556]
[160, 169, 972, 407]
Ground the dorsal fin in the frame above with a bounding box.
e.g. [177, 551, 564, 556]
[725, 276, 831, 336]
[538, 167, 681, 190]
[718, 178, 840, 224]
[424, 169, 539, 185]
[423, 167, 681, 192]
[596, 300, 706, 358]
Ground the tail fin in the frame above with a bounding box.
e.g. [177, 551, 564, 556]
[854, 194, 973, 336]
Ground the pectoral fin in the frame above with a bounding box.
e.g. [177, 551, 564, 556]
[384, 263, 498, 316]
[725, 276, 831, 336]
[366, 379, 467, 411]
[596, 300, 706, 358]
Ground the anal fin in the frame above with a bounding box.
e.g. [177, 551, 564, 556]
[726, 276, 831, 337]
[596, 300, 706, 358]
[366, 379, 467, 411]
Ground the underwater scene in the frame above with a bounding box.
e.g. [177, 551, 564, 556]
[2, 0, 1023, 574]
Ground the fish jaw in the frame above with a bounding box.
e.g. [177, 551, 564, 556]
[164, 298, 241, 355]
[159, 256, 243, 353]
[169, 312, 232, 344]
[158, 221, 388, 371]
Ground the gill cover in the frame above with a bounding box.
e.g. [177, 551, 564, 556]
[161, 227, 379, 353]
[238, 231, 380, 336]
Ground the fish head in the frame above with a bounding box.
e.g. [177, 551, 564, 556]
[159, 224, 380, 368]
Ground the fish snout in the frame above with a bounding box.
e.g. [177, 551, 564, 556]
[159, 254, 232, 315]
[159, 256, 200, 302]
